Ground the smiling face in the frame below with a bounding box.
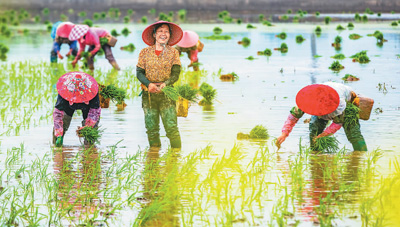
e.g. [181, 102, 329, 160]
[154, 24, 171, 45]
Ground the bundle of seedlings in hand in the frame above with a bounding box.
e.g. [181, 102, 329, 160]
[329, 60, 344, 71]
[77, 126, 103, 145]
[249, 125, 269, 139]
[344, 102, 360, 128]
[257, 48, 272, 56]
[120, 43, 135, 52]
[175, 84, 198, 102]
[162, 86, 179, 101]
[350, 50, 370, 63]
[313, 136, 339, 153]
[342, 74, 359, 81]
[199, 83, 217, 105]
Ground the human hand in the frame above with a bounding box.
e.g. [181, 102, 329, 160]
[57, 52, 64, 59]
[66, 50, 72, 57]
[71, 59, 77, 68]
[76, 125, 89, 137]
[159, 83, 166, 90]
[148, 83, 160, 93]
[276, 133, 288, 147]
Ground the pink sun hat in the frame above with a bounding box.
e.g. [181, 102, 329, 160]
[142, 21, 183, 46]
[176, 30, 199, 48]
[68, 24, 90, 41]
[56, 72, 99, 105]
[296, 84, 340, 116]
[56, 22, 75, 38]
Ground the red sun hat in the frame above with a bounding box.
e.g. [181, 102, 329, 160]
[56, 72, 99, 105]
[295, 84, 340, 116]
[56, 22, 75, 38]
[142, 21, 183, 46]
[176, 30, 199, 48]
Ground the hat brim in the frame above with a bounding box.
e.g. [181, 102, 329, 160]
[142, 21, 183, 46]
[176, 30, 199, 48]
[68, 25, 89, 41]
[56, 71, 98, 104]
[296, 84, 340, 116]
[56, 22, 75, 38]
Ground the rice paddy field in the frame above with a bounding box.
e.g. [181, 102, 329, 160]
[1, 10, 400, 226]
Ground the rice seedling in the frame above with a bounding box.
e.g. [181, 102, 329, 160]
[347, 22, 354, 28]
[362, 15, 368, 22]
[92, 12, 100, 20]
[257, 48, 272, 56]
[336, 24, 346, 30]
[178, 9, 187, 21]
[391, 21, 398, 26]
[204, 34, 232, 40]
[245, 56, 256, 60]
[280, 15, 289, 21]
[199, 82, 217, 105]
[161, 86, 179, 101]
[329, 60, 344, 71]
[276, 32, 287, 40]
[343, 102, 360, 128]
[213, 27, 222, 35]
[342, 74, 359, 81]
[83, 19, 93, 27]
[332, 35, 342, 48]
[78, 11, 87, 18]
[365, 8, 374, 15]
[175, 84, 198, 102]
[236, 18, 242, 24]
[249, 125, 269, 139]
[111, 29, 120, 37]
[262, 20, 272, 26]
[315, 26, 322, 35]
[350, 50, 370, 63]
[42, 8, 49, 16]
[258, 14, 265, 22]
[331, 53, 346, 59]
[141, 16, 147, 24]
[123, 16, 130, 23]
[239, 37, 251, 47]
[295, 35, 305, 43]
[246, 24, 256, 29]
[349, 33, 362, 40]
[120, 43, 135, 52]
[121, 27, 131, 36]
[324, 16, 331, 25]
[274, 43, 288, 53]
[315, 11, 320, 16]
[313, 136, 340, 152]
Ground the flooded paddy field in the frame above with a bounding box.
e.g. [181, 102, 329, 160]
[1, 20, 400, 226]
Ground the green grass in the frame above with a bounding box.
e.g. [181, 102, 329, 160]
[313, 136, 340, 152]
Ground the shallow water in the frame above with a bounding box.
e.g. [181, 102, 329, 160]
[1, 21, 400, 226]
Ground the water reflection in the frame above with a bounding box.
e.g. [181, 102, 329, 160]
[136, 148, 180, 226]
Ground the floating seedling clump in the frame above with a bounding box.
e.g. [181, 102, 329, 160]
[349, 33, 362, 40]
[77, 126, 103, 145]
[262, 20, 272, 26]
[324, 16, 331, 24]
[161, 86, 179, 101]
[336, 25, 346, 30]
[220, 72, 239, 81]
[368, 30, 385, 45]
[331, 54, 346, 60]
[245, 56, 255, 60]
[274, 43, 288, 53]
[246, 24, 256, 29]
[111, 29, 120, 37]
[350, 51, 370, 63]
[276, 32, 287, 40]
[257, 48, 272, 56]
[392, 21, 398, 26]
[199, 82, 217, 105]
[295, 35, 305, 43]
[83, 19, 93, 27]
[332, 36, 342, 49]
[237, 125, 269, 140]
[175, 84, 198, 102]
[121, 27, 131, 36]
[329, 60, 344, 71]
[315, 26, 322, 35]
[213, 27, 222, 35]
[348, 22, 354, 28]
[342, 74, 359, 81]
[141, 16, 148, 24]
[238, 37, 251, 47]
[313, 136, 340, 152]
[120, 43, 135, 52]
[0, 43, 9, 61]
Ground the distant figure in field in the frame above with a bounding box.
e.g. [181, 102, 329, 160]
[175, 30, 204, 71]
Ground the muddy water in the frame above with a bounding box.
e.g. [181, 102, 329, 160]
[1, 22, 400, 226]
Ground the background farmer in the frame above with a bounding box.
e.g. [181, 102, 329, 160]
[50, 21, 78, 63]
[53, 72, 101, 147]
[276, 82, 368, 151]
[69, 25, 120, 70]
[175, 30, 204, 71]
[136, 21, 183, 149]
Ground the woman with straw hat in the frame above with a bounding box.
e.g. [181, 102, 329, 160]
[175, 30, 204, 71]
[53, 71, 101, 147]
[276, 82, 368, 151]
[69, 25, 120, 70]
[50, 21, 78, 63]
[136, 21, 183, 149]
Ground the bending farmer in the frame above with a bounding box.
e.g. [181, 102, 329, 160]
[175, 30, 204, 71]
[276, 82, 368, 151]
[50, 21, 78, 63]
[69, 25, 120, 70]
[53, 72, 101, 147]
[136, 21, 183, 149]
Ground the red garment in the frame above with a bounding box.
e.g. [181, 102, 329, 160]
[155, 50, 162, 56]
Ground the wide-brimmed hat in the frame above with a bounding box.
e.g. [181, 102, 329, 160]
[56, 72, 98, 105]
[142, 21, 183, 46]
[68, 25, 89, 41]
[57, 22, 75, 38]
[176, 30, 199, 48]
[296, 84, 340, 116]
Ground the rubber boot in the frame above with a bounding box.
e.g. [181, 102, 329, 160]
[110, 61, 121, 71]
[52, 114, 72, 145]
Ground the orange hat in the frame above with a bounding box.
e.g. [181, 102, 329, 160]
[142, 21, 183, 46]
[296, 84, 340, 116]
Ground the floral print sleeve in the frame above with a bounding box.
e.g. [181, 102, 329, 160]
[53, 108, 64, 137]
[85, 107, 101, 127]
